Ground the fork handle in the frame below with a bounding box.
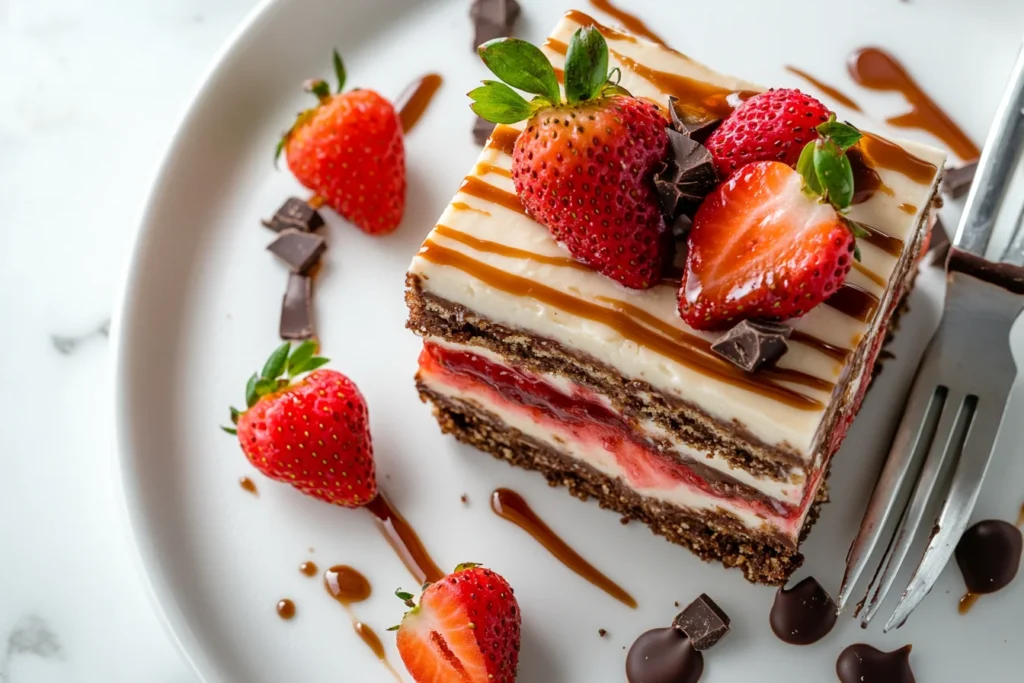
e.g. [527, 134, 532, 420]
[954, 42, 1024, 256]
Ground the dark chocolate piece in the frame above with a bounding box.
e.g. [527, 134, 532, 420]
[672, 593, 730, 651]
[267, 229, 326, 274]
[653, 128, 718, 222]
[671, 214, 693, 240]
[711, 320, 792, 372]
[473, 116, 496, 147]
[280, 273, 314, 340]
[769, 576, 837, 645]
[955, 519, 1022, 594]
[262, 197, 324, 233]
[668, 97, 722, 144]
[625, 627, 703, 683]
[925, 214, 951, 266]
[470, 0, 521, 51]
[942, 161, 978, 199]
[836, 644, 915, 683]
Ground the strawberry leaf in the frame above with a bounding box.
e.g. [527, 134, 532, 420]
[386, 624, 400, 631]
[245, 373, 260, 408]
[286, 340, 317, 376]
[846, 218, 871, 239]
[230, 407, 242, 425]
[564, 27, 609, 104]
[395, 590, 414, 601]
[332, 49, 346, 93]
[294, 356, 330, 375]
[274, 137, 286, 167]
[221, 426, 238, 435]
[813, 139, 855, 209]
[261, 342, 291, 381]
[470, 81, 535, 124]
[478, 38, 560, 105]
[797, 142, 822, 195]
[453, 562, 481, 572]
[817, 115, 862, 151]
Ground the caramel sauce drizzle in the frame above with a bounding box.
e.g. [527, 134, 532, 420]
[849, 48, 980, 161]
[418, 240, 826, 409]
[588, 0, 667, 47]
[785, 66, 862, 112]
[396, 73, 443, 134]
[365, 494, 444, 584]
[458, 176, 526, 214]
[859, 132, 938, 185]
[434, 225, 588, 271]
[491, 488, 637, 607]
[898, 202, 917, 216]
[473, 162, 513, 179]
[564, 9, 639, 44]
[823, 283, 879, 323]
[856, 221, 905, 257]
[486, 126, 520, 156]
[450, 201, 491, 216]
[852, 261, 888, 288]
[848, 147, 895, 205]
[789, 330, 851, 363]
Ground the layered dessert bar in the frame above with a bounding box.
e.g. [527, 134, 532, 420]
[405, 10, 945, 583]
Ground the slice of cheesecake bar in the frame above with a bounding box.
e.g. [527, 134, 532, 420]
[405, 10, 945, 584]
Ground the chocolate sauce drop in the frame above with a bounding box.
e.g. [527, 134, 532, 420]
[491, 488, 636, 608]
[769, 577, 837, 645]
[324, 565, 372, 606]
[299, 560, 318, 577]
[239, 477, 258, 495]
[365, 494, 444, 584]
[276, 599, 296, 620]
[955, 519, 1022, 596]
[625, 627, 703, 683]
[836, 644, 915, 683]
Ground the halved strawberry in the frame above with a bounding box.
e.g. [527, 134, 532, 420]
[395, 564, 520, 683]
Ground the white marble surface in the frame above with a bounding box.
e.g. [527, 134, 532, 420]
[0, 1, 260, 680]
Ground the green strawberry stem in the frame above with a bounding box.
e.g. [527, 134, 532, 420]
[221, 340, 330, 434]
[470, 27, 630, 124]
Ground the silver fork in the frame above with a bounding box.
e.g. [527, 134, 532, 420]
[837, 43, 1024, 632]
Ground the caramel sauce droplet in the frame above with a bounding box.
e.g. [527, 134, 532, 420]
[395, 73, 443, 134]
[239, 477, 258, 496]
[276, 599, 295, 620]
[365, 494, 444, 584]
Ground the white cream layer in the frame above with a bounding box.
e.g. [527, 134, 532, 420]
[408, 11, 947, 459]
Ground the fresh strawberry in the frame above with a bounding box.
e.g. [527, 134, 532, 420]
[223, 341, 377, 507]
[470, 28, 670, 289]
[395, 563, 520, 683]
[278, 50, 405, 234]
[679, 117, 867, 330]
[705, 88, 830, 177]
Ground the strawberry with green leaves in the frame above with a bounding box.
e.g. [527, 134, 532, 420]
[224, 341, 377, 508]
[394, 563, 521, 683]
[679, 116, 868, 330]
[470, 28, 670, 289]
[277, 50, 406, 235]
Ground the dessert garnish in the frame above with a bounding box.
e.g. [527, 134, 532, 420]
[836, 644, 916, 683]
[671, 593, 731, 651]
[711, 319, 792, 373]
[954, 518, 1022, 612]
[276, 598, 296, 620]
[395, 73, 444, 134]
[299, 560, 318, 577]
[280, 273, 314, 340]
[470, 0, 521, 51]
[472, 117, 495, 146]
[470, 27, 671, 288]
[394, 563, 521, 683]
[667, 97, 721, 144]
[325, 565, 403, 679]
[652, 126, 718, 227]
[223, 341, 377, 507]
[942, 160, 978, 198]
[276, 50, 406, 234]
[679, 108, 870, 330]
[262, 197, 325, 233]
[239, 476, 258, 496]
[768, 576, 837, 645]
[490, 488, 636, 607]
[267, 229, 326, 275]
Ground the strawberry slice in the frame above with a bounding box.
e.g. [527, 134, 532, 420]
[679, 161, 855, 330]
[395, 564, 520, 683]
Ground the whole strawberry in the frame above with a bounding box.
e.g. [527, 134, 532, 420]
[395, 563, 520, 683]
[680, 117, 867, 330]
[705, 88, 830, 177]
[471, 28, 670, 289]
[223, 341, 377, 507]
[277, 50, 405, 234]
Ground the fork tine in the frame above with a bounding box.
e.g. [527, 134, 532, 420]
[860, 387, 964, 627]
[884, 394, 1008, 632]
[836, 351, 945, 613]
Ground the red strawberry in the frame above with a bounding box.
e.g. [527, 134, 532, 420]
[705, 88, 830, 177]
[395, 563, 520, 683]
[278, 50, 405, 234]
[679, 161, 854, 330]
[224, 341, 377, 507]
[471, 28, 671, 289]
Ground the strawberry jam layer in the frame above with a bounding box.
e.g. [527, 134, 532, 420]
[419, 342, 818, 529]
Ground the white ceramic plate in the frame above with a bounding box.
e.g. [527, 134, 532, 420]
[113, 0, 1024, 681]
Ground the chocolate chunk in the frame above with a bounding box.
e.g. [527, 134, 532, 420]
[836, 644, 916, 683]
[262, 197, 324, 232]
[625, 627, 703, 683]
[942, 161, 978, 199]
[653, 128, 718, 222]
[280, 273, 314, 340]
[267, 229, 326, 274]
[670, 213, 693, 240]
[769, 577, 838, 645]
[955, 519, 1022, 594]
[672, 593, 730, 651]
[473, 116, 496, 146]
[470, 0, 521, 51]
[711, 319, 792, 372]
[668, 97, 722, 144]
